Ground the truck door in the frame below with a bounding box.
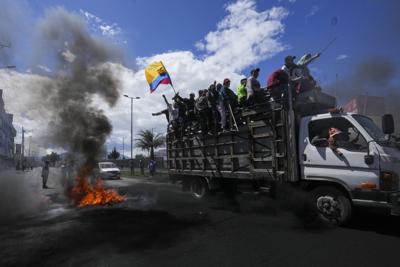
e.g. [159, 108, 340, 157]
[299, 116, 380, 190]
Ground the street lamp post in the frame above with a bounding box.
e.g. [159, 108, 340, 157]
[124, 94, 140, 175]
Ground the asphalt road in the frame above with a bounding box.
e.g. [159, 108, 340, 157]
[1, 168, 400, 267]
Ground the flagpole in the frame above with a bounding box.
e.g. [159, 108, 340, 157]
[160, 61, 177, 95]
[170, 84, 177, 95]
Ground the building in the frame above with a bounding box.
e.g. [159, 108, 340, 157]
[0, 89, 16, 161]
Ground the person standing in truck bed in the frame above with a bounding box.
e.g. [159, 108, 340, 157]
[237, 78, 247, 107]
[196, 89, 210, 135]
[266, 69, 289, 100]
[207, 82, 220, 134]
[246, 68, 262, 105]
[152, 108, 169, 122]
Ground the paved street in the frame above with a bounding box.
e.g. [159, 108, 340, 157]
[1, 168, 400, 267]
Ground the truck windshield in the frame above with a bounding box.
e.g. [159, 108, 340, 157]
[352, 115, 386, 143]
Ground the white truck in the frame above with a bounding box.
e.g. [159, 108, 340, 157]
[167, 89, 400, 225]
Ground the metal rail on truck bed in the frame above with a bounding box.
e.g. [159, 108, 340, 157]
[167, 93, 299, 183]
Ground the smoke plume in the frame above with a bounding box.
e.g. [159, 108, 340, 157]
[326, 57, 399, 104]
[32, 7, 123, 164]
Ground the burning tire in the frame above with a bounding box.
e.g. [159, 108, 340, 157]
[311, 186, 352, 226]
[190, 177, 210, 199]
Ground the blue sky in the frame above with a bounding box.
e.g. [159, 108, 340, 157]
[22, 0, 399, 89]
[1, 0, 399, 156]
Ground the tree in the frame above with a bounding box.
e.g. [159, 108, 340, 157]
[108, 147, 120, 160]
[135, 130, 165, 160]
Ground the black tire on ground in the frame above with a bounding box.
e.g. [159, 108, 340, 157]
[190, 177, 210, 199]
[311, 186, 352, 226]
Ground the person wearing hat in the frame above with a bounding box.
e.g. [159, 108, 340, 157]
[281, 56, 300, 80]
[246, 68, 262, 105]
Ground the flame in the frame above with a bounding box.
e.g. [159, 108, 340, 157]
[70, 166, 126, 207]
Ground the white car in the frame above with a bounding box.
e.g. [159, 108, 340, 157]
[96, 162, 121, 180]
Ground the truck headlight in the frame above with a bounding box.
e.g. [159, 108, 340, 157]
[380, 171, 399, 191]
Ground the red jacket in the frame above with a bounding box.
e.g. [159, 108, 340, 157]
[267, 70, 289, 90]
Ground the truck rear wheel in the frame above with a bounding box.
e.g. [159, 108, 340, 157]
[311, 186, 352, 226]
[190, 177, 210, 199]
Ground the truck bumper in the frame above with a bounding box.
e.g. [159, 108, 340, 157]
[352, 190, 400, 216]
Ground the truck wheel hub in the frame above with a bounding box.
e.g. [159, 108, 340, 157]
[317, 195, 340, 216]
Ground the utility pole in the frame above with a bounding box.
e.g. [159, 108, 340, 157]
[130, 97, 133, 173]
[122, 137, 125, 160]
[335, 73, 338, 99]
[21, 127, 25, 170]
[28, 136, 31, 157]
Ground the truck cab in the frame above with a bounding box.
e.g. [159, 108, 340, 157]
[299, 111, 400, 222]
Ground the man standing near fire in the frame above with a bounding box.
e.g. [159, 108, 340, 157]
[42, 161, 50, 189]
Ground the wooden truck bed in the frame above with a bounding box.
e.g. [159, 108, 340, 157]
[167, 100, 297, 182]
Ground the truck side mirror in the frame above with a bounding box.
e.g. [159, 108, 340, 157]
[364, 140, 374, 165]
[364, 155, 374, 165]
[382, 114, 394, 135]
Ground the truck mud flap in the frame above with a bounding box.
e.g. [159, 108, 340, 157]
[390, 193, 400, 216]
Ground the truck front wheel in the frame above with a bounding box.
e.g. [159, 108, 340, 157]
[311, 186, 352, 226]
[190, 177, 210, 199]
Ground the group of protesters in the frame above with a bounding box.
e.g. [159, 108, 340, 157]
[153, 52, 321, 137]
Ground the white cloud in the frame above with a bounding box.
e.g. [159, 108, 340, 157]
[1, 0, 289, 156]
[306, 5, 319, 18]
[37, 65, 51, 73]
[196, 1, 288, 72]
[61, 49, 76, 63]
[336, 54, 348, 61]
[80, 9, 121, 37]
[99, 25, 121, 36]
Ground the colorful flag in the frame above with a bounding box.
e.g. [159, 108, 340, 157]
[144, 61, 173, 93]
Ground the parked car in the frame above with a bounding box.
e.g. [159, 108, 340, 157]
[96, 162, 121, 180]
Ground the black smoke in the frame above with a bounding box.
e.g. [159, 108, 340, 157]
[326, 57, 399, 104]
[33, 7, 123, 165]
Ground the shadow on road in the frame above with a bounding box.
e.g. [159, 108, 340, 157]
[346, 208, 400, 237]
[1, 207, 209, 267]
[66, 208, 206, 249]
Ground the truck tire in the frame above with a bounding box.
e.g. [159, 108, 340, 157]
[311, 186, 352, 226]
[190, 177, 210, 199]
